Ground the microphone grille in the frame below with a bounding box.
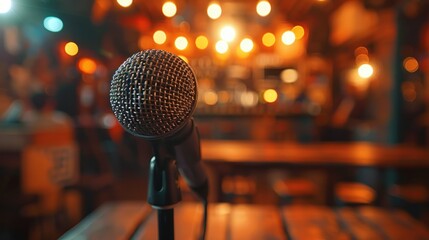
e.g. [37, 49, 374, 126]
[109, 49, 197, 139]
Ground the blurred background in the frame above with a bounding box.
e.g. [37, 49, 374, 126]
[0, 0, 428, 239]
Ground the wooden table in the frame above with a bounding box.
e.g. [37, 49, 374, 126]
[60, 201, 429, 240]
[200, 140, 429, 203]
[201, 140, 429, 168]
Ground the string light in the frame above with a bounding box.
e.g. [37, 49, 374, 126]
[256, 0, 271, 17]
[281, 30, 295, 45]
[292, 25, 305, 39]
[195, 35, 209, 50]
[153, 30, 167, 45]
[215, 40, 228, 54]
[220, 25, 236, 42]
[64, 42, 79, 56]
[207, 2, 222, 19]
[262, 32, 275, 47]
[175, 36, 188, 50]
[357, 63, 374, 78]
[240, 38, 254, 53]
[263, 89, 278, 103]
[117, 0, 132, 8]
[162, 1, 177, 18]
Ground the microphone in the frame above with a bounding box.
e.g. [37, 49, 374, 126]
[109, 49, 208, 199]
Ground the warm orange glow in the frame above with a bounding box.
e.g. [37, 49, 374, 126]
[403, 57, 419, 73]
[292, 25, 305, 39]
[64, 42, 79, 56]
[204, 91, 218, 105]
[162, 1, 177, 17]
[262, 32, 275, 47]
[263, 89, 278, 103]
[207, 2, 222, 19]
[116, 0, 132, 7]
[195, 35, 209, 50]
[153, 30, 167, 45]
[78, 58, 97, 74]
[138, 35, 152, 50]
[218, 90, 230, 103]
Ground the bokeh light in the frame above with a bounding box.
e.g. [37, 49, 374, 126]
[215, 40, 229, 54]
[403, 57, 419, 73]
[195, 35, 209, 50]
[280, 69, 298, 83]
[262, 32, 276, 47]
[292, 25, 305, 39]
[256, 1, 271, 17]
[357, 63, 374, 78]
[43, 16, 64, 32]
[162, 1, 177, 18]
[354, 46, 368, 56]
[175, 36, 188, 50]
[78, 58, 97, 74]
[153, 30, 167, 45]
[64, 42, 79, 56]
[207, 2, 222, 20]
[204, 91, 218, 105]
[220, 25, 236, 42]
[240, 91, 259, 107]
[0, 0, 12, 14]
[263, 89, 278, 103]
[117, 0, 133, 8]
[240, 38, 254, 53]
[281, 30, 295, 45]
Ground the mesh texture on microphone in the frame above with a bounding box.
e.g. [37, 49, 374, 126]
[110, 49, 197, 139]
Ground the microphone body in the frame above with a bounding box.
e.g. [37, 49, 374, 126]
[169, 119, 208, 198]
[109, 49, 208, 199]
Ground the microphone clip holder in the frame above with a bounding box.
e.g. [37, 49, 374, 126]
[147, 141, 182, 240]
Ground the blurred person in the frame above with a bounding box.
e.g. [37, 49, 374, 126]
[23, 89, 74, 138]
[21, 90, 80, 238]
[0, 89, 24, 124]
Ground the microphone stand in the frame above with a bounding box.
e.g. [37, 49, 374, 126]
[147, 142, 181, 240]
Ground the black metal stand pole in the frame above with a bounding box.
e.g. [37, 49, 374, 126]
[158, 209, 174, 240]
[147, 142, 181, 240]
